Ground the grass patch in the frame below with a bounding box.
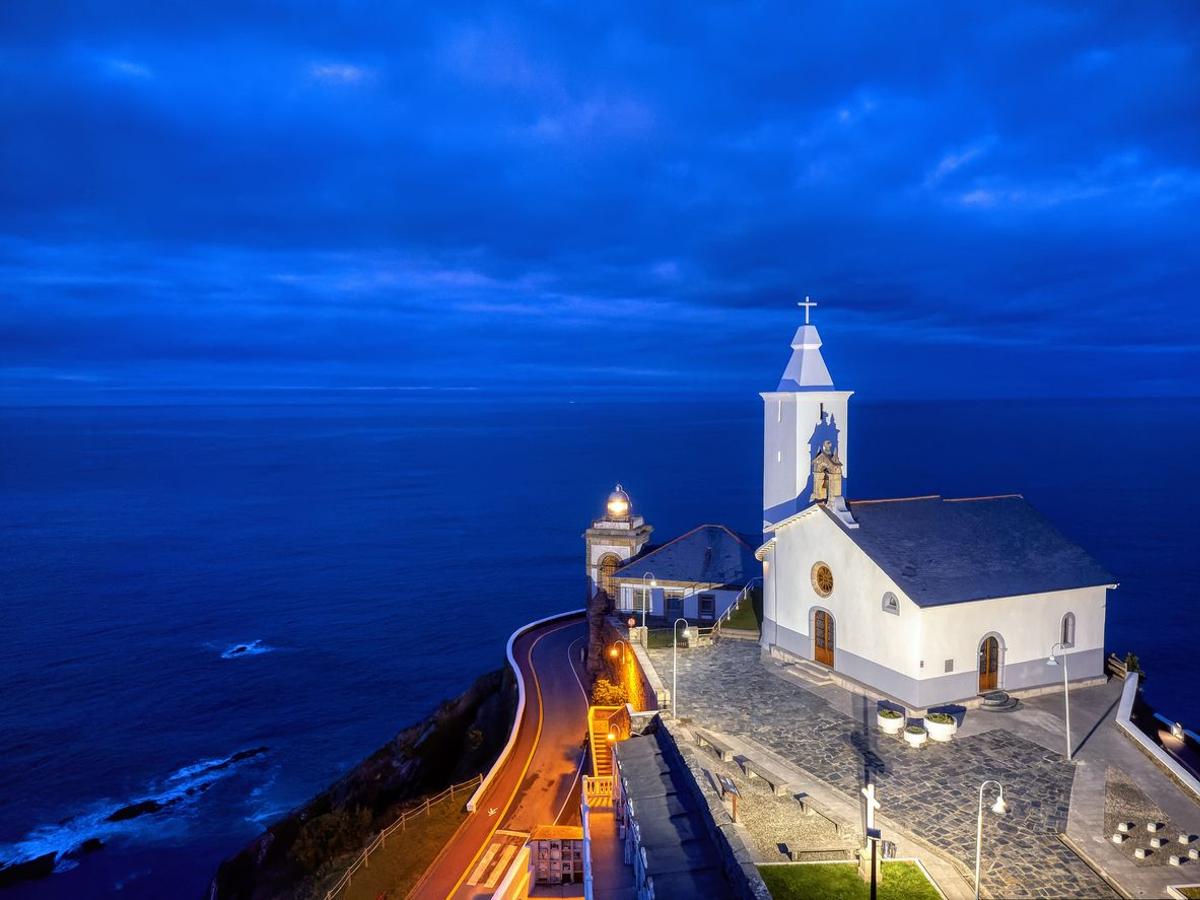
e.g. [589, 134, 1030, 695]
[725, 589, 763, 631]
[758, 861, 941, 900]
[340, 794, 468, 900]
[1177, 887, 1200, 900]
[646, 628, 677, 649]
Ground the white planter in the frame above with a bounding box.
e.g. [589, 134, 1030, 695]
[925, 717, 957, 742]
[877, 712, 904, 735]
[903, 728, 928, 748]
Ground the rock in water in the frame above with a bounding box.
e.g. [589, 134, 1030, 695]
[0, 852, 57, 888]
[107, 799, 164, 822]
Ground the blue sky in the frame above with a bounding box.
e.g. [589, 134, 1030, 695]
[1, 2, 1197, 400]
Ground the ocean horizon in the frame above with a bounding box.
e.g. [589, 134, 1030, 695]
[2, 393, 1197, 897]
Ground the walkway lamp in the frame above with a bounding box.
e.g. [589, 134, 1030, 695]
[640, 572, 657, 631]
[609, 639, 627, 662]
[672, 618, 692, 719]
[974, 780, 1007, 900]
[1047, 642, 1072, 761]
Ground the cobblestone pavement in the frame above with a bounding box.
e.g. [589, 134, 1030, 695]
[647, 640, 1117, 899]
[1103, 766, 1191, 868]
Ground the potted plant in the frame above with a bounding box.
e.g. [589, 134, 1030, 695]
[925, 712, 958, 742]
[903, 725, 928, 748]
[877, 707, 904, 735]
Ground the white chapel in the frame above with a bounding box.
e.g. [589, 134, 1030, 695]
[757, 301, 1117, 709]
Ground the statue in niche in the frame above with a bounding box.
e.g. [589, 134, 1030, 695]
[810, 439, 844, 503]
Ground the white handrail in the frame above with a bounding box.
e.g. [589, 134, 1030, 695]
[322, 774, 482, 899]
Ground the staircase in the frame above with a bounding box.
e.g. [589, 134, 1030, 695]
[780, 657, 834, 687]
[588, 706, 620, 778]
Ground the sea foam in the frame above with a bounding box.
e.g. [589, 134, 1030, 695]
[220, 639, 274, 659]
[0, 747, 269, 875]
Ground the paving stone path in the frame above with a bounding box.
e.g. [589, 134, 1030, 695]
[648, 640, 1117, 899]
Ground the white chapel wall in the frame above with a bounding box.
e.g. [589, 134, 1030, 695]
[769, 510, 923, 682]
[919, 584, 1108, 691]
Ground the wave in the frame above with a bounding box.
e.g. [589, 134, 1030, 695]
[220, 639, 274, 659]
[0, 747, 270, 884]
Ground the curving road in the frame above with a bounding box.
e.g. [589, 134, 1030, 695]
[410, 615, 590, 899]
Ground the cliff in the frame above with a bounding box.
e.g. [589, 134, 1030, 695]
[208, 666, 517, 900]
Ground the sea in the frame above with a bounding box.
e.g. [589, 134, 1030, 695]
[2, 393, 1197, 898]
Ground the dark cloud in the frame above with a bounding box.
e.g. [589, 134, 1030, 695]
[0, 0, 1197, 399]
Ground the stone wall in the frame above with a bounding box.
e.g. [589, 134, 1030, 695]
[657, 718, 771, 900]
[596, 616, 658, 712]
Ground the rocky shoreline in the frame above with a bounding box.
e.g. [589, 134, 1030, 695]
[207, 667, 517, 900]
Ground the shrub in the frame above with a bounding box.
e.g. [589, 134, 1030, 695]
[926, 713, 955, 725]
[591, 677, 627, 706]
[904, 725, 926, 735]
[1125, 652, 1143, 677]
[290, 807, 372, 872]
[878, 708, 902, 719]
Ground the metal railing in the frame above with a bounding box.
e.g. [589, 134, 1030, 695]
[583, 775, 615, 807]
[322, 773, 483, 900]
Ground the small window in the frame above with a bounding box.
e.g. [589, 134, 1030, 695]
[1061, 612, 1076, 648]
[881, 592, 900, 616]
[811, 563, 834, 597]
[944, 658, 954, 673]
[699, 594, 716, 620]
[634, 587, 652, 613]
[776, 449, 782, 463]
[666, 595, 683, 617]
[777, 402, 782, 422]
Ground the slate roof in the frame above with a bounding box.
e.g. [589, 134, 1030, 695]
[833, 495, 1116, 607]
[613, 524, 758, 587]
[613, 728, 734, 900]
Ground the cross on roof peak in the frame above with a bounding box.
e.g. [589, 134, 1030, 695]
[797, 295, 818, 325]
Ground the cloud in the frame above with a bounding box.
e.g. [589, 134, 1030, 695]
[309, 62, 368, 84]
[925, 138, 994, 187]
[0, 1, 1196, 399]
[103, 57, 154, 79]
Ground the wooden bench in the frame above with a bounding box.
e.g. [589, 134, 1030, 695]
[788, 847, 850, 862]
[740, 757, 793, 797]
[693, 728, 737, 762]
[794, 793, 842, 835]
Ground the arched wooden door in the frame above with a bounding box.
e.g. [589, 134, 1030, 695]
[814, 610, 835, 668]
[978, 636, 1000, 692]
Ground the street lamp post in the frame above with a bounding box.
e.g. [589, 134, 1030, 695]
[609, 639, 627, 663]
[1047, 642, 1072, 761]
[672, 618, 691, 719]
[640, 572, 657, 633]
[974, 780, 1007, 900]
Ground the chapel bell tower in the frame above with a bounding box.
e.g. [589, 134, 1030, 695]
[584, 484, 653, 598]
[761, 298, 854, 530]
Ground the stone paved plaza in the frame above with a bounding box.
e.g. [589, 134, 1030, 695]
[647, 639, 1117, 899]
